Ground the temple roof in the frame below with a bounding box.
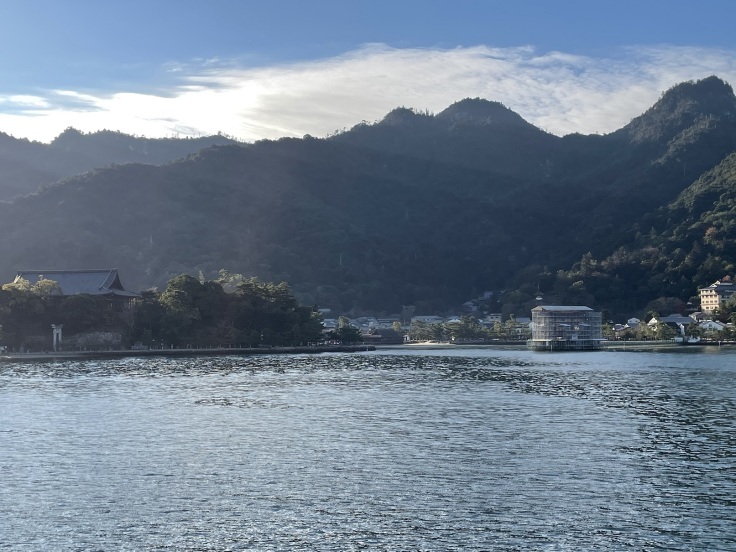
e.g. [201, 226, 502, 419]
[14, 269, 140, 297]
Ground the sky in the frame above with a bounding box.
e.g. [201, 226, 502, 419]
[1, 0, 736, 143]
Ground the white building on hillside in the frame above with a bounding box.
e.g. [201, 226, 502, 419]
[700, 276, 735, 313]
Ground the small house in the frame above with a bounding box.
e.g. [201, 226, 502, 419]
[699, 320, 725, 332]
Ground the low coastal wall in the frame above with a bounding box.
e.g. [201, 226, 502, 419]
[0, 344, 375, 362]
[602, 340, 709, 351]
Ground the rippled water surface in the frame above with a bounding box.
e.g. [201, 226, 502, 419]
[1, 347, 735, 550]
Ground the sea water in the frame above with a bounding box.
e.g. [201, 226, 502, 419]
[1, 347, 734, 550]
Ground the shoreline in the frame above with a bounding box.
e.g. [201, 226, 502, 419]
[0, 344, 375, 362]
[2, 340, 733, 362]
[386, 340, 736, 352]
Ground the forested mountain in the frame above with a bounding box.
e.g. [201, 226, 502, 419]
[1, 76, 735, 319]
[543, 151, 736, 318]
[0, 128, 239, 200]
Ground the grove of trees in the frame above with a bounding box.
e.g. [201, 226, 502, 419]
[407, 315, 530, 342]
[0, 271, 325, 351]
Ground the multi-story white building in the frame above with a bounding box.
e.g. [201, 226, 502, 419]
[699, 277, 735, 314]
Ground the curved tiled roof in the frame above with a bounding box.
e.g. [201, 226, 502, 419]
[14, 269, 140, 297]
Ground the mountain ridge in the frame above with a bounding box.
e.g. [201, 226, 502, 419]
[1, 76, 735, 319]
[0, 128, 240, 201]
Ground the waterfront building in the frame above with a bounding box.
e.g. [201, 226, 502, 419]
[528, 305, 603, 351]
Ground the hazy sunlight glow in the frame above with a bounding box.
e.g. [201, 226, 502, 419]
[1, 44, 735, 143]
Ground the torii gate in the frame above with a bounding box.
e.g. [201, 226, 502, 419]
[51, 324, 63, 352]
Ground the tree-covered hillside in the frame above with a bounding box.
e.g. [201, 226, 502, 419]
[0, 76, 735, 318]
[537, 151, 736, 319]
[0, 128, 239, 200]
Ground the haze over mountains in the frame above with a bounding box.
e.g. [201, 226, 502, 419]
[0, 129, 239, 201]
[1, 76, 735, 319]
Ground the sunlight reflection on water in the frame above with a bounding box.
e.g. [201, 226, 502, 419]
[1, 348, 735, 550]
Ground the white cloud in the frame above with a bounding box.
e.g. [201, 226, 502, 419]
[1, 44, 735, 142]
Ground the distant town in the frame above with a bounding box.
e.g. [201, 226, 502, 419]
[1, 269, 734, 355]
[301, 277, 736, 348]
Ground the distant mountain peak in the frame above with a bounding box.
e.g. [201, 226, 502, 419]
[657, 75, 734, 109]
[436, 98, 528, 127]
[623, 76, 736, 143]
[51, 127, 85, 145]
[376, 99, 534, 130]
[378, 107, 429, 126]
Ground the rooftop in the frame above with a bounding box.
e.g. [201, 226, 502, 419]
[14, 269, 140, 297]
[532, 305, 594, 312]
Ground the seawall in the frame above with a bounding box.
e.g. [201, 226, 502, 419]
[0, 345, 375, 363]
